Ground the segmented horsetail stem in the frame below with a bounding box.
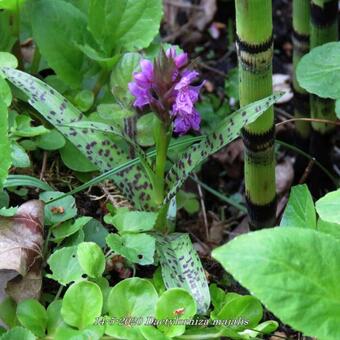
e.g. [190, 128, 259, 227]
[310, 0, 338, 135]
[293, 0, 311, 142]
[235, 0, 276, 229]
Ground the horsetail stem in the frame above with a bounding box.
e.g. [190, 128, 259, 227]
[310, 0, 338, 134]
[293, 0, 311, 142]
[235, 0, 276, 229]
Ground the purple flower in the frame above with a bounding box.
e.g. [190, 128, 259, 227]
[129, 47, 203, 135]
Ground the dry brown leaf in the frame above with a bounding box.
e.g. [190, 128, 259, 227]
[0, 200, 44, 311]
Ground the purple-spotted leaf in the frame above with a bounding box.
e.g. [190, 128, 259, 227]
[164, 93, 283, 203]
[0, 200, 44, 323]
[156, 233, 210, 315]
[1, 67, 154, 210]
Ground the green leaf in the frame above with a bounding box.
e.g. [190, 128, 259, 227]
[73, 90, 94, 112]
[155, 288, 197, 337]
[0, 53, 17, 68]
[35, 129, 65, 151]
[317, 218, 340, 240]
[0, 327, 35, 340]
[105, 209, 157, 233]
[13, 115, 48, 137]
[164, 93, 283, 203]
[46, 300, 65, 336]
[297, 42, 340, 99]
[60, 140, 98, 172]
[280, 184, 316, 228]
[11, 142, 30, 168]
[47, 246, 84, 285]
[16, 299, 47, 338]
[110, 52, 141, 104]
[0, 297, 17, 328]
[212, 227, 340, 340]
[0, 0, 25, 10]
[40, 191, 77, 225]
[105, 278, 158, 339]
[106, 232, 156, 265]
[0, 99, 11, 187]
[51, 216, 92, 242]
[77, 242, 105, 278]
[0, 76, 12, 106]
[316, 188, 340, 224]
[0, 206, 17, 216]
[4, 174, 53, 191]
[2, 67, 153, 210]
[88, 0, 163, 53]
[83, 219, 108, 248]
[156, 233, 210, 315]
[176, 191, 199, 215]
[61, 281, 103, 329]
[136, 113, 155, 147]
[31, 0, 87, 87]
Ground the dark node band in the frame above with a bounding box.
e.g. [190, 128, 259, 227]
[245, 195, 277, 230]
[242, 125, 275, 152]
[236, 33, 273, 54]
[292, 29, 310, 44]
[311, 0, 338, 27]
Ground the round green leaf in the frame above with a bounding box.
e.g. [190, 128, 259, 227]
[0, 76, 12, 107]
[39, 191, 77, 225]
[77, 242, 105, 278]
[16, 299, 47, 338]
[52, 216, 92, 242]
[60, 141, 98, 172]
[0, 327, 35, 340]
[61, 281, 103, 329]
[316, 188, 340, 224]
[46, 300, 65, 336]
[297, 42, 340, 99]
[36, 129, 65, 150]
[0, 52, 18, 68]
[107, 277, 158, 318]
[74, 90, 94, 112]
[155, 288, 197, 337]
[47, 246, 84, 285]
[212, 228, 340, 340]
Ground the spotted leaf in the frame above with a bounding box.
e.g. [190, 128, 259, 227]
[156, 233, 210, 314]
[1, 67, 154, 210]
[164, 93, 283, 203]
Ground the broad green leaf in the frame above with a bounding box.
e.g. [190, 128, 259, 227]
[0, 206, 17, 217]
[88, 0, 163, 53]
[212, 228, 340, 340]
[105, 209, 157, 233]
[73, 90, 94, 112]
[0, 13, 16, 52]
[53, 327, 86, 340]
[155, 288, 197, 337]
[60, 141, 98, 172]
[164, 93, 283, 203]
[106, 278, 158, 338]
[47, 246, 84, 285]
[39, 191, 77, 225]
[0, 52, 18, 68]
[106, 232, 155, 265]
[46, 300, 65, 336]
[156, 233, 210, 314]
[16, 299, 47, 338]
[4, 174, 53, 191]
[13, 114, 48, 138]
[83, 218, 108, 248]
[136, 113, 155, 147]
[239, 320, 279, 339]
[317, 218, 340, 240]
[51, 216, 92, 242]
[297, 42, 340, 99]
[77, 242, 105, 278]
[0, 327, 35, 340]
[0, 0, 25, 10]
[35, 129, 65, 151]
[110, 52, 141, 104]
[0, 297, 17, 328]
[139, 326, 171, 340]
[316, 188, 340, 224]
[0, 99, 11, 187]
[2, 67, 154, 210]
[11, 142, 30, 168]
[31, 0, 87, 87]
[280, 184, 316, 228]
[0, 76, 12, 106]
[61, 281, 103, 329]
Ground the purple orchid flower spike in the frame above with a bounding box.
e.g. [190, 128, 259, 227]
[128, 47, 204, 135]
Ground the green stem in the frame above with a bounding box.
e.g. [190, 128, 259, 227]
[235, 0, 276, 229]
[292, 0, 311, 140]
[310, 0, 338, 134]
